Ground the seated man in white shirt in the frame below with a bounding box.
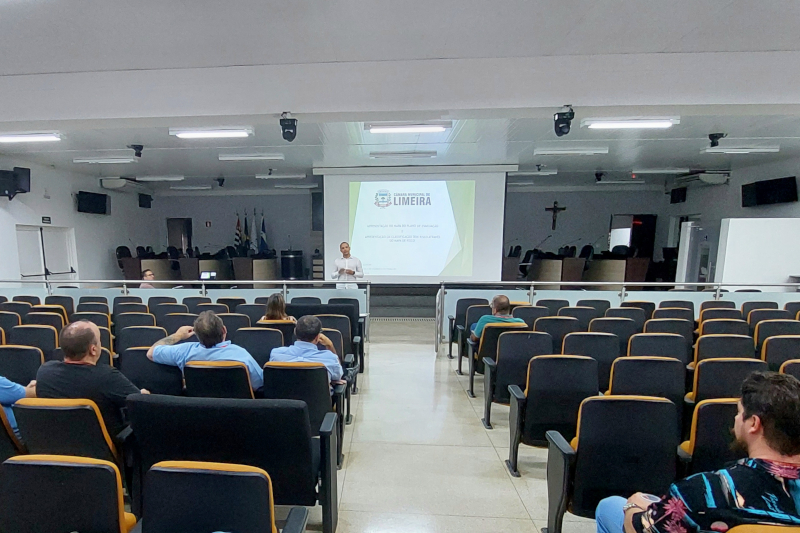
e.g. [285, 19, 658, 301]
[146, 311, 263, 390]
[269, 315, 344, 386]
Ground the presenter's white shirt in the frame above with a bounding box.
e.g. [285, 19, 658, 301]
[332, 256, 364, 289]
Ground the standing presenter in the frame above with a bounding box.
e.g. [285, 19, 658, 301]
[332, 242, 363, 289]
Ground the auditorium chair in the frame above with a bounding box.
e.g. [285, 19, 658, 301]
[0, 311, 20, 334]
[467, 322, 530, 397]
[607, 356, 685, 437]
[316, 314, 362, 373]
[605, 307, 646, 332]
[114, 312, 156, 331]
[13, 295, 40, 306]
[456, 304, 492, 374]
[254, 296, 272, 305]
[754, 319, 800, 354]
[621, 300, 656, 320]
[699, 318, 749, 336]
[652, 307, 694, 322]
[542, 396, 678, 533]
[71, 311, 111, 329]
[116, 326, 167, 354]
[117, 347, 184, 395]
[127, 394, 339, 533]
[686, 358, 767, 406]
[184, 361, 254, 399]
[233, 327, 283, 367]
[781, 360, 800, 380]
[235, 303, 267, 326]
[182, 296, 212, 314]
[536, 299, 570, 316]
[114, 302, 149, 316]
[147, 296, 177, 311]
[31, 304, 68, 323]
[562, 332, 619, 392]
[13, 398, 124, 466]
[79, 295, 108, 304]
[589, 317, 637, 357]
[113, 295, 143, 313]
[643, 318, 694, 361]
[327, 297, 365, 341]
[288, 303, 362, 361]
[142, 460, 309, 533]
[0, 409, 25, 462]
[576, 299, 611, 316]
[321, 326, 360, 406]
[161, 313, 198, 335]
[153, 303, 189, 327]
[678, 398, 743, 476]
[24, 311, 64, 333]
[511, 305, 549, 329]
[0, 296, 7, 304]
[76, 301, 111, 315]
[217, 297, 247, 312]
[263, 361, 346, 466]
[9, 325, 58, 361]
[628, 333, 688, 360]
[692, 334, 755, 369]
[45, 295, 74, 316]
[785, 301, 800, 320]
[0, 301, 32, 319]
[99, 326, 113, 353]
[52, 347, 113, 366]
[506, 355, 598, 476]
[533, 316, 580, 352]
[762, 336, 800, 371]
[747, 309, 791, 335]
[0, 345, 43, 385]
[217, 313, 251, 337]
[659, 299, 695, 314]
[291, 296, 322, 305]
[742, 300, 779, 319]
[557, 306, 599, 330]
[700, 300, 735, 312]
[256, 319, 296, 347]
[481, 331, 553, 429]
[196, 302, 229, 314]
[0, 455, 137, 533]
[700, 307, 742, 322]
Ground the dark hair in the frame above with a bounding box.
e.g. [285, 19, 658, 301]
[60, 321, 99, 360]
[193, 311, 225, 348]
[492, 294, 511, 315]
[264, 293, 287, 320]
[141, 269, 153, 278]
[295, 315, 322, 342]
[741, 371, 800, 456]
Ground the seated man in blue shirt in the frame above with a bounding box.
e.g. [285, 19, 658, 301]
[0, 376, 36, 438]
[147, 311, 263, 390]
[270, 315, 344, 385]
[470, 295, 525, 340]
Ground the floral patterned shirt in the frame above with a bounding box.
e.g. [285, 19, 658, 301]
[633, 458, 800, 533]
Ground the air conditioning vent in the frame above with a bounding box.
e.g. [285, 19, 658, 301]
[675, 172, 730, 186]
[100, 178, 152, 193]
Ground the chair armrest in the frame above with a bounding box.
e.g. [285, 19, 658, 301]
[483, 357, 497, 371]
[508, 384, 526, 443]
[677, 443, 693, 463]
[283, 506, 310, 533]
[466, 338, 478, 352]
[319, 412, 338, 437]
[116, 425, 134, 444]
[332, 383, 347, 398]
[344, 353, 355, 366]
[448, 315, 455, 321]
[509, 384, 526, 403]
[545, 430, 576, 533]
[353, 335, 361, 345]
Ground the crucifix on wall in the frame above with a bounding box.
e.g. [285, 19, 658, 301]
[545, 201, 566, 230]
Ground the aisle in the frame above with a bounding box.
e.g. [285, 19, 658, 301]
[330, 321, 596, 533]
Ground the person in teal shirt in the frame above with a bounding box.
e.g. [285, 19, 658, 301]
[470, 295, 525, 340]
[0, 376, 36, 438]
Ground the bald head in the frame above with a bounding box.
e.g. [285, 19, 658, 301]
[491, 295, 511, 315]
[60, 320, 101, 361]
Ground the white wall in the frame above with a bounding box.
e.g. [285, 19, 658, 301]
[0, 156, 160, 281]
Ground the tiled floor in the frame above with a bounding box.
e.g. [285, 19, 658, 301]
[304, 321, 597, 533]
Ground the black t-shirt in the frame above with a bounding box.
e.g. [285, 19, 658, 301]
[36, 361, 141, 437]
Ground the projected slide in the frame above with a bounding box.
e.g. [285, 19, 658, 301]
[348, 180, 475, 277]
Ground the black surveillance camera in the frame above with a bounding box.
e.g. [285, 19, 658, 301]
[127, 144, 144, 158]
[595, 171, 604, 182]
[554, 105, 574, 137]
[216, 178, 225, 187]
[280, 113, 297, 142]
[709, 133, 727, 148]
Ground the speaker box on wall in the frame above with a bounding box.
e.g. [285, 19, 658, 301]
[139, 193, 153, 208]
[670, 187, 687, 204]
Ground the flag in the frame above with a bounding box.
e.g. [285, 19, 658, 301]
[234, 214, 241, 248]
[243, 212, 250, 253]
[259, 212, 268, 253]
[250, 208, 258, 253]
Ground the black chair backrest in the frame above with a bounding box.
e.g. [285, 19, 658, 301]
[747, 309, 791, 335]
[685, 399, 744, 475]
[742, 301, 779, 319]
[196, 303, 230, 314]
[620, 300, 655, 320]
[182, 296, 212, 314]
[452, 298, 490, 335]
[114, 302, 148, 316]
[31, 305, 68, 323]
[127, 394, 319, 505]
[79, 295, 108, 304]
[535, 299, 569, 316]
[262, 362, 332, 435]
[700, 300, 735, 311]
[24, 312, 64, 333]
[785, 302, 800, 320]
[0, 345, 43, 385]
[605, 307, 646, 332]
[694, 334, 755, 365]
[652, 307, 694, 322]
[557, 306, 599, 330]
[511, 306, 549, 329]
[116, 326, 167, 354]
[115, 312, 156, 331]
[148, 296, 178, 311]
[492, 331, 553, 403]
[562, 332, 619, 392]
[143, 461, 276, 533]
[184, 362, 254, 399]
[316, 315, 354, 355]
[236, 303, 268, 326]
[589, 318, 637, 357]
[161, 313, 199, 335]
[700, 308, 743, 322]
[781, 360, 800, 380]
[762, 336, 800, 371]
[327, 298, 361, 320]
[0, 311, 21, 334]
[52, 347, 113, 366]
[218, 313, 251, 337]
[522, 355, 598, 446]
[0, 409, 23, 462]
[321, 328, 345, 363]
[754, 319, 800, 353]
[291, 296, 322, 305]
[154, 303, 190, 326]
[13, 295, 40, 306]
[76, 302, 112, 318]
[576, 299, 611, 316]
[9, 325, 58, 361]
[255, 320, 295, 346]
[286, 303, 359, 340]
[570, 396, 678, 516]
[700, 318, 749, 336]
[628, 333, 688, 363]
[693, 358, 768, 403]
[117, 348, 184, 395]
[217, 297, 247, 312]
[71, 312, 110, 330]
[475, 323, 530, 373]
[643, 318, 694, 359]
[533, 317, 580, 352]
[45, 295, 74, 316]
[464, 304, 492, 331]
[0, 301, 32, 319]
[233, 328, 284, 368]
[659, 300, 695, 314]
[113, 295, 143, 313]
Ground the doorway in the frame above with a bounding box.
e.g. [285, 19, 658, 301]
[167, 218, 193, 254]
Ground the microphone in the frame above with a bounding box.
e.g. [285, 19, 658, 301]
[534, 235, 553, 249]
[560, 237, 582, 247]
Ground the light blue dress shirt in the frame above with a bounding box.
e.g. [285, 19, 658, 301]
[153, 341, 264, 390]
[269, 341, 344, 382]
[0, 376, 26, 436]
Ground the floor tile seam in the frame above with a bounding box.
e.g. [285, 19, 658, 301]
[337, 507, 538, 521]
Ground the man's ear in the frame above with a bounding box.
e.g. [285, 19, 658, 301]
[222, 325, 228, 340]
[748, 414, 763, 435]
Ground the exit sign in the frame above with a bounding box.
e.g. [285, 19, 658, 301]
[41, 216, 51, 224]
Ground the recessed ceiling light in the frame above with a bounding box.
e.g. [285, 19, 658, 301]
[581, 117, 679, 129]
[169, 127, 253, 139]
[0, 132, 61, 143]
[508, 170, 558, 176]
[219, 153, 284, 161]
[369, 150, 438, 159]
[533, 147, 608, 156]
[367, 121, 452, 134]
[73, 157, 138, 164]
[703, 146, 780, 154]
[274, 184, 317, 189]
[255, 174, 307, 179]
[136, 176, 185, 182]
[170, 185, 212, 190]
[631, 168, 691, 174]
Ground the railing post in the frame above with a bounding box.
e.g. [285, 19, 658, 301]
[436, 282, 446, 353]
[619, 284, 627, 305]
[201, 283, 206, 297]
[529, 282, 535, 304]
[714, 284, 722, 301]
[122, 283, 128, 295]
[282, 283, 288, 301]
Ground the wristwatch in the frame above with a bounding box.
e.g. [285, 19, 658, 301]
[623, 503, 644, 512]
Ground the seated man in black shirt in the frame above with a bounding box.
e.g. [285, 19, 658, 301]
[36, 320, 148, 436]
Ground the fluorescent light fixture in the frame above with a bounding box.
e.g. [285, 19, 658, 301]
[369, 150, 438, 159]
[596, 180, 647, 185]
[703, 146, 780, 154]
[367, 121, 452, 134]
[631, 168, 691, 174]
[73, 157, 138, 164]
[274, 184, 318, 189]
[136, 176, 185, 182]
[255, 174, 307, 179]
[169, 127, 253, 139]
[534, 147, 609, 156]
[170, 185, 212, 190]
[508, 169, 558, 176]
[219, 153, 284, 161]
[581, 117, 679, 129]
[0, 132, 61, 143]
